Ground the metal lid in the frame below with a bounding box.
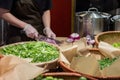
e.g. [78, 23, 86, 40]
[101, 12, 111, 18]
[84, 7, 103, 19]
[112, 15, 120, 21]
[75, 7, 111, 19]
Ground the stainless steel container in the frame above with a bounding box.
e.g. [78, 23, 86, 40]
[75, 7, 111, 37]
[111, 15, 120, 30]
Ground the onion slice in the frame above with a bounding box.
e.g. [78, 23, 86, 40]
[67, 33, 80, 43]
[69, 33, 80, 40]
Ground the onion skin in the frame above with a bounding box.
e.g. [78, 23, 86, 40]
[66, 33, 80, 43]
[45, 38, 57, 44]
[86, 35, 95, 45]
[66, 38, 74, 43]
[37, 35, 58, 44]
[69, 33, 80, 40]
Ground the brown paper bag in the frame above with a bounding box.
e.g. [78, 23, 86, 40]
[102, 57, 120, 77]
[98, 41, 120, 58]
[79, 48, 103, 60]
[0, 55, 44, 80]
[70, 56, 101, 77]
[59, 52, 70, 65]
[62, 45, 78, 63]
[79, 48, 91, 57]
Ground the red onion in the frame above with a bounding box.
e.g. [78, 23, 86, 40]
[66, 33, 80, 43]
[86, 35, 95, 45]
[87, 40, 95, 45]
[66, 38, 74, 43]
[45, 38, 57, 44]
[69, 33, 80, 40]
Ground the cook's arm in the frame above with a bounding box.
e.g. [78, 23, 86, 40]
[42, 10, 56, 39]
[0, 8, 38, 38]
[42, 10, 51, 29]
[0, 8, 27, 28]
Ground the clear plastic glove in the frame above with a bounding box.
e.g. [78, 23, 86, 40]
[23, 24, 38, 39]
[43, 27, 56, 39]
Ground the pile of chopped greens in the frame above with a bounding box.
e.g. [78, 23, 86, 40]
[113, 42, 120, 48]
[0, 41, 59, 63]
[97, 42, 120, 70]
[98, 57, 117, 70]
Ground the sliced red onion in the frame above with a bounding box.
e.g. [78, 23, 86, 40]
[37, 35, 57, 44]
[66, 38, 74, 43]
[86, 35, 92, 41]
[69, 33, 80, 40]
[90, 40, 95, 44]
[45, 38, 57, 44]
[86, 34, 95, 45]
[86, 38, 95, 45]
[87, 40, 95, 45]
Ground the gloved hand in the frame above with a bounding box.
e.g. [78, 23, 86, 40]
[43, 27, 56, 39]
[23, 24, 38, 39]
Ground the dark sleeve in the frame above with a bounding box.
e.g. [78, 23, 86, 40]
[43, 0, 52, 11]
[35, 0, 52, 11]
[0, 0, 13, 10]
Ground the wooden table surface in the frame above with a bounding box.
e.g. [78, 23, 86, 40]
[56, 37, 92, 51]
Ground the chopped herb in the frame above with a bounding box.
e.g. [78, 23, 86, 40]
[0, 41, 59, 63]
[98, 57, 117, 70]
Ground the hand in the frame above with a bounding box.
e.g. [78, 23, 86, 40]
[23, 24, 38, 39]
[43, 27, 56, 39]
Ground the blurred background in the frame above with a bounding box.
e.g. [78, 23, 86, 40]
[0, 0, 120, 45]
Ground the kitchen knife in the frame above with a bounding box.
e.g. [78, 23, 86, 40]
[35, 34, 62, 45]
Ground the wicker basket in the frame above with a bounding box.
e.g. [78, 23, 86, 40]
[42, 72, 97, 80]
[0, 41, 61, 69]
[59, 48, 120, 80]
[95, 31, 120, 46]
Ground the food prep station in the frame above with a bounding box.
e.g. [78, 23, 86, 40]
[1, 1, 120, 79]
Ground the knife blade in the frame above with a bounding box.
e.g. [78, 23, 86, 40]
[20, 30, 62, 45]
[35, 34, 62, 45]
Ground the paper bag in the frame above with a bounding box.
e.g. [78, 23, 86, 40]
[79, 48, 91, 57]
[98, 41, 120, 58]
[102, 57, 120, 77]
[59, 52, 70, 65]
[61, 45, 78, 63]
[0, 55, 44, 80]
[70, 56, 101, 77]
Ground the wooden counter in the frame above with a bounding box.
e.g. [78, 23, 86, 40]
[56, 37, 91, 51]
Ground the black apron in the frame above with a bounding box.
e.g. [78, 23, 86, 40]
[7, 0, 44, 44]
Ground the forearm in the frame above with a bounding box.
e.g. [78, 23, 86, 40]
[42, 10, 56, 38]
[0, 8, 9, 16]
[42, 10, 51, 28]
[1, 11, 27, 29]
